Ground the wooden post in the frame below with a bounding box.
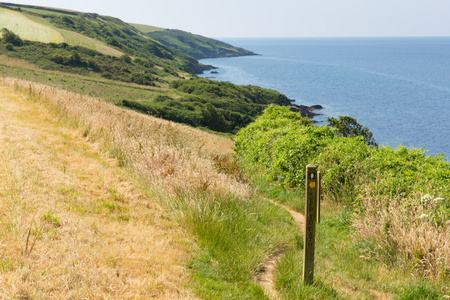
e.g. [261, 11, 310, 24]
[303, 164, 318, 285]
[317, 171, 321, 224]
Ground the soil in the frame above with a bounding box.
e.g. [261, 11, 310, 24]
[257, 198, 305, 299]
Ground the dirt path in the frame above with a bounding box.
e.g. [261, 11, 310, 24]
[257, 198, 305, 299]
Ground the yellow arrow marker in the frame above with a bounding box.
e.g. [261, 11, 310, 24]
[309, 181, 316, 189]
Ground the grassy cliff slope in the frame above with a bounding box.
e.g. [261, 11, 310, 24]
[1, 3, 449, 299]
[0, 2, 301, 134]
[144, 29, 257, 59]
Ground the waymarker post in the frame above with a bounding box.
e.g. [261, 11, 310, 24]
[303, 164, 321, 284]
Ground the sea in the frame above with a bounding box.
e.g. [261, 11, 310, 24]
[198, 37, 450, 158]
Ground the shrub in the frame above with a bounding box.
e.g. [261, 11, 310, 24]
[5, 43, 14, 51]
[120, 54, 131, 63]
[1, 28, 23, 46]
[68, 50, 82, 65]
[327, 115, 377, 146]
[235, 105, 450, 280]
[106, 37, 120, 47]
[316, 136, 371, 203]
[130, 72, 153, 86]
[51, 54, 64, 64]
[201, 103, 229, 132]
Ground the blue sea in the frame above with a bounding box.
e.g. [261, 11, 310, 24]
[199, 37, 450, 158]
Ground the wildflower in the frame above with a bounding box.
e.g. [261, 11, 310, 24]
[420, 194, 433, 205]
[418, 214, 428, 220]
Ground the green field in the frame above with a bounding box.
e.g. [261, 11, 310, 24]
[57, 28, 123, 57]
[0, 7, 123, 57]
[130, 23, 164, 33]
[0, 7, 64, 43]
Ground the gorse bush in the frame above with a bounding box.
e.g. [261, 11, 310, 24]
[235, 105, 450, 281]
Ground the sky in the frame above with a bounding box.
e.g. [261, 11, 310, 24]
[9, 0, 450, 38]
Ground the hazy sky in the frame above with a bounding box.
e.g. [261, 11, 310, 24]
[10, 0, 450, 38]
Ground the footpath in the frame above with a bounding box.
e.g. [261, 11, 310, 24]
[0, 85, 196, 299]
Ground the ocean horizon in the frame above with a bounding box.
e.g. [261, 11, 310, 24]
[199, 37, 450, 158]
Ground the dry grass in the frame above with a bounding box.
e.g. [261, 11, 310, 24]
[0, 77, 246, 198]
[353, 191, 450, 281]
[0, 82, 199, 298]
[0, 77, 249, 298]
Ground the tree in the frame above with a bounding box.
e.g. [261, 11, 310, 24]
[327, 115, 377, 146]
[130, 72, 153, 86]
[106, 37, 120, 47]
[202, 103, 229, 132]
[69, 50, 82, 65]
[120, 54, 131, 63]
[51, 54, 64, 64]
[1, 28, 23, 46]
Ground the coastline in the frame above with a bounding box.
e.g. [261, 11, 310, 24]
[199, 64, 324, 120]
[290, 103, 324, 120]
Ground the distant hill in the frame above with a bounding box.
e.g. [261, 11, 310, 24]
[0, 3, 256, 70]
[144, 28, 257, 59]
[0, 2, 201, 73]
[0, 2, 308, 134]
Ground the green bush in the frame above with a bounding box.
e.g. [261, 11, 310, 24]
[327, 115, 377, 146]
[235, 106, 450, 205]
[130, 72, 153, 86]
[201, 103, 229, 132]
[1, 28, 23, 46]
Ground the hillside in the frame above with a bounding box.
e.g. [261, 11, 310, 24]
[0, 7, 64, 43]
[144, 28, 257, 59]
[2, 3, 448, 299]
[3, 78, 449, 299]
[0, 80, 196, 298]
[0, 2, 200, 73]
[0, 2, 309, 134]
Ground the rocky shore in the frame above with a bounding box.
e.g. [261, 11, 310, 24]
[195, 63, 218, 74]
[197, 66, 324, 120]
[289, 103, 324, 119]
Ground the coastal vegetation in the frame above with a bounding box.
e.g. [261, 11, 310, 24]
[234, 106, 450, 297]
[3, 77, 449, 299]
[0, 3, 301, 133]
[120, 78, 292, 133]
[0, 2, 449, 299]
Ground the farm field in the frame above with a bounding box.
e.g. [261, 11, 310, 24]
[57, 28, 123, 57]
[0, 7, 123, 57]
[0, 8, 64, 43]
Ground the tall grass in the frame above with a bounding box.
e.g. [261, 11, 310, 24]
[1, 77, 301, 298]
[1, 77, 245, 198]
[354, 191, 450, 281]
[0, 82, 196, 298]
[235, 105, 450, 294]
